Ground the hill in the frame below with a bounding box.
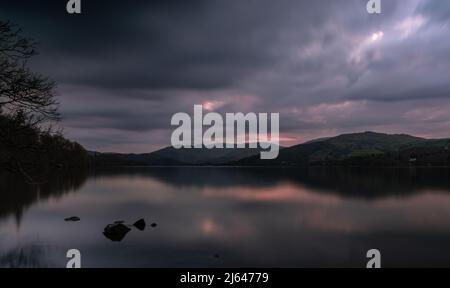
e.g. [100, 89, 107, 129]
[232, 132, 450, 167]
[91, 145, 275, 166]
[91, 132, 450, 167]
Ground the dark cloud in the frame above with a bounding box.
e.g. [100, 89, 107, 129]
[1, 0, 450, 152]
[417, 0, 450, 22]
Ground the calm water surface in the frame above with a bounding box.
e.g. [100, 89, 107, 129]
[1, 167, 450, 268]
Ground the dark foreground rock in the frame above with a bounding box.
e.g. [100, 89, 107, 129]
[103, 223, 131, 242]
[64, 216, 80, 222]
[103, 218, 148, 242]
[133, 219, 146, 231]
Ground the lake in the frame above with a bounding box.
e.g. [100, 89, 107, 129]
[1, 167, 450, 268]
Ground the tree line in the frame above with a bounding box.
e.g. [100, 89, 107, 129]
[0, 20, 88, 182]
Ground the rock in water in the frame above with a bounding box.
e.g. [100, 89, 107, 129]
[65, 216, 80, 222]
[103, 223, 131, 242]
[133, 219, 146, 231]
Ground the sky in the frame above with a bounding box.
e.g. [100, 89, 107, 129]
[1, 0, 450, 153]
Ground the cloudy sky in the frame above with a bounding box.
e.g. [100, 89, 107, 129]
[1, 0, 450, 152]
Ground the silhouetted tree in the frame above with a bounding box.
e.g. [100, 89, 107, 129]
[0, 21, 59, 126]
[0, 21, 88, 181]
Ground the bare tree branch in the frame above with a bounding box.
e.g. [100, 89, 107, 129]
[0, 21, 59, 128]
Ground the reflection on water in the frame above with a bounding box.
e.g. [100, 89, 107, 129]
[0, 245, 52, 268]
[1, 167, 450, 267]
[0, 170, 87, 226]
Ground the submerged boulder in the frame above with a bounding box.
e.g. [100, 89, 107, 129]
[103, 223, 131, 242]
[133, 219, 146, 231]
[64, 216, 80, 222]
[103, 218, 148, 242]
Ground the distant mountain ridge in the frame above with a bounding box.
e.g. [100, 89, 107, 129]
[233, 131, 450, 166]
[91, 144, 280, 166]
[91, 132, 450, 167]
